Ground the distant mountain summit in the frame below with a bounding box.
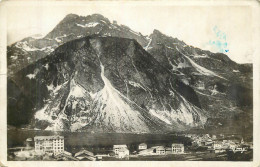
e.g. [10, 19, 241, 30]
[7, 14, 148, 75]
[7, 14, 252, 134]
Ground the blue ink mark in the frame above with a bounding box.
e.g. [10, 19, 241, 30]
[208, 26, 229, 53]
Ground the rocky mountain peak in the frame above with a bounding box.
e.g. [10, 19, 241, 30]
[7, 14, 252, 134]
[63, 13, 80, 21]
[150, 29, 186, 47]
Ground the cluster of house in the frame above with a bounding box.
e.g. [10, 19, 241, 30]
[13, 133, 253, 161]
[211, 139, 252, 153]
[112, 142, 185, 158]
[186, 133, 253, 153]
[18, 135, 186, 160]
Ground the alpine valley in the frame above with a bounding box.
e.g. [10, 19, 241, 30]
[7, 14, 253, 134]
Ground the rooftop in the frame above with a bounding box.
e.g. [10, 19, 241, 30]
[172, 143, 184, 147]
[34, 135, 64, 141]
[26, 138, 33, 142]
[75, 150, 94, 157]
[113, 145, 127, 149]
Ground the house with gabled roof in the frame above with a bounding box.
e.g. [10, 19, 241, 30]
[74, 149, 96, 161]
[138, 143, 147, 150]
[172, 143, 184, 154]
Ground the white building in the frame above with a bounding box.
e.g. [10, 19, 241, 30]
[234, 147, 247, 153]
[212, 135, 217, 140]
[25, 138, 33, 148]
[229, 143, 237, 151]
[155, 146, 166, 155]
[118, 148, 130, 159]
[172, 144, 184, 154]
[34, 135, 64, 155]
[213, 141, 223, 150]
[113, 145, 127, 155]
[138, 143, 147, 150]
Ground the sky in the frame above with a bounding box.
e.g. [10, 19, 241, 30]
[5, 1, 254, 63]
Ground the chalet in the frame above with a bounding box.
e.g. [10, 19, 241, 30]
[185, 134, 193, 138]
[96, 155, 103, 161]
[206, 139, 213, 146]
[201, 140, 206, 146]
[213, 141, 223, 150]
[248, 142, 253, 149]
[172, 143, 184, 154]
[221, 140, 230, 149]
[74, 150, 96, 161]
[192, 138, 204, 147]
[233, 146, 247, 153]
[204, 134, 211, 139]
[117, 148, 130, 159]
[34, 135, 64, 155]
[113, 145, 127, 155]
[241, 138, 244, 144]
[219, 134, 225, 138]
[212, 135, 217, 140]
[155, 146, 166, 155]
[212, 141, 226, 153]
[138, 143, 147, 150]
[229, 143, 237, 151]
[25, 138, 33, 148]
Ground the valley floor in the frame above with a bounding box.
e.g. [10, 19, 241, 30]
[7, 129, 253, 161]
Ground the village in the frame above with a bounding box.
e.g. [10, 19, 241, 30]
[7, 133, 253, 161]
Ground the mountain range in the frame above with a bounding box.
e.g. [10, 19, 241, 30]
[7, 14, 253, 134]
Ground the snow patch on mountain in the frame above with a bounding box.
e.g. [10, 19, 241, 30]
[192, 54, 208, 58]
[53, 84, 63, 94]
[34, 104, 52, 122]
[15, 41, 55, 53]
[15, 41, 38, 52]
[70, 122, 86, 132]
[195, 90, 212, 97]
[26, 73, 36, 79]
[128, 81, 147, 91]
[10, 55, 18, 60]
[43, 63, 49, 70]
[176, 47, 227, 80]
[47, 83, 55, 91]
[181, 78, 189, 85]
[144, 38, 152, 51]
[76, 22, 99, 28]
[69, 79, 86, 98]
[177, 61, 190, 68]
[210, 85, 225, 96]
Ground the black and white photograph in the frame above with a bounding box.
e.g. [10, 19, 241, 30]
[0, 0, 259, 165]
